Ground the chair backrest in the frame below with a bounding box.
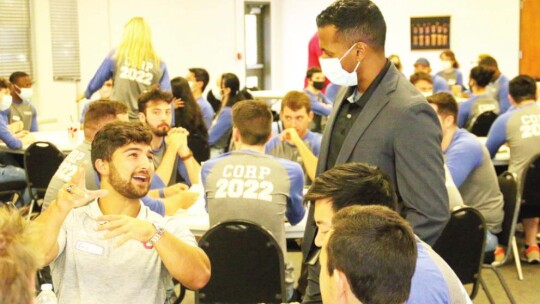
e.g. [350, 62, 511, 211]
[196, 220, 286, 304]
[433, 207, 486, 297]
[468, 110, 498, 137]
[497, 171, 520, 248]
[521, 153, 540, 206]
[24, 141, 65, 194]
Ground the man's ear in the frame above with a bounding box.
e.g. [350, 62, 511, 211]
[353, 42, 368, 62]
[335, 269, 349, 300]
[95, 159, 109, 177]
[232, 127, 241, 143]
[138, 112, 146, 123]
[308, 111, 314, 122]
[509, 95, 517, 107]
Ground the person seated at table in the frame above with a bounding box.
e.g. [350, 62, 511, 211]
[427, 93, 503, 254]
[202, 100, 305, 301]
[304, 67, 333, 133]
[171, 76, 210, 163]
[303, 162, 470, 303]
[8, 71, 38, 132]
[265, 91, 321, 183]
[457, 66, 499, 129]
[138, 87, 201, 187]
[436, 50, 464, 88]
[0, 207, 41, 304]
[43, 100, 194, 215]
[208, 73, 252, 157]
[410, 72, 434, 97]
[0, 79, 33, 199]
[478, 55, 511, 114]
[413, 58, 450, 94]
[486, 75, 540, 264]
[186, 68, 215, 129]
[319, 205, 417, 304]
[34, 121, 211, 303]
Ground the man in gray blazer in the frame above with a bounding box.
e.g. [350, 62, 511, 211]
[301, 0, 449, 302]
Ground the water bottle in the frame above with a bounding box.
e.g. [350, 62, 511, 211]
[36, 283, 58, 304]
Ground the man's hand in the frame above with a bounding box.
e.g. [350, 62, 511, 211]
[280, 128, 302, 146]
[21, 133, 35, 145]
[171, 127, 190, 156]
[164, 183, 189, 197]
[14, 130, 29, 138]
[165, 127, 188, 150]
[55, 163, 108, 213]
[173, 98, 185, 109]
[96, 215, 156, 247]
[8, 121, 24, 134]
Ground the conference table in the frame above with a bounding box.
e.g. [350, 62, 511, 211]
[0, 130, 83, 154]
[175, 184, 308, 239]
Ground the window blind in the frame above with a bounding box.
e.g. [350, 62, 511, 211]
[50, 0, 80, 81]
[0, 0, 33, 79]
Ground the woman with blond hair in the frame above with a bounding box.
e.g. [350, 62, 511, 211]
[0, 207, 41, 304]
[85, 17, 170, 120]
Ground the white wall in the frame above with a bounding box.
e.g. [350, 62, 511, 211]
[277, 0, 520, 90]
[31, 0, 520, 124]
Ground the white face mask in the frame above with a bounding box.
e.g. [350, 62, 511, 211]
[441, 61, 453, 71]
[212, 86, 222, 100]
[319, 44, 361, 86]
[1, 95, 12, 111]
[18, 87, 33, 101]
[188, 81, 196, 91]
[421, 91, 432, 98]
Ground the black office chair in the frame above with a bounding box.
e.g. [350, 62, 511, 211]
[478, 171, 519, 304]
[520, 153, 540, 211]
[24, 141, 65, 219]
[196, 220, 287, 304]
[433, 207, 488, 300]
[468, 111, 498, 137]
[0, 179, 27, 207]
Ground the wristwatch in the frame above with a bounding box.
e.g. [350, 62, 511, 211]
[143, 223, 165, 249]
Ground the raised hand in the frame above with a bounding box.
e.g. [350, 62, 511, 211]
[173, 97, 185, 109]
[280, 128, 302, 146]
[56, 162, 108, 212]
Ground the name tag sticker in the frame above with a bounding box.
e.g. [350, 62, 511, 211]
[24, 111, 33, 115]
[12, 115, 20, 121]
[76, 240, 104, 255]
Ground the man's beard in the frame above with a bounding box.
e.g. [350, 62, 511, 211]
[108, 162, 150, 199]
[151, 122, 170, 137]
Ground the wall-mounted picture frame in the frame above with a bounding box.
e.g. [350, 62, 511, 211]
[410, 16, 450, 50]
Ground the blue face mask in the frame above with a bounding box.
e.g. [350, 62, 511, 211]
[319, 43, 360, 86]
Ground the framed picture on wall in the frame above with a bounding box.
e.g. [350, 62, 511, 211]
[410, 16, 450, 50]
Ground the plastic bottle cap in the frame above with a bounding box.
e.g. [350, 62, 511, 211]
[41, 283, 53, 291]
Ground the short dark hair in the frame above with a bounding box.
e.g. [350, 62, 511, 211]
[478, 56, 499, 70]
[316, 0, 386, 50]
[326, 205, 417, 304]
[85, 100, 128, 126]
[232, 100, 272, 145]
[189, 68, 210, 91]
[409, 72, 433, 85]
[137, 86, 172, 113]
[426, 92, 458, 124]
[91, 121, 152, 173]
[469, 66, 494, 88]
[509, 75, 537, 104]
[8, 71, 29, 84]
[305, 162, 397, 212]
[281, 91, 312, 113]
[0, 78, 10, 90]
[306, 66, 322, 79]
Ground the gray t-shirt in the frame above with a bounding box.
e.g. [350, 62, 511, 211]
[43, 141, 97, 211]
[8, 100, 37, 131]
[506, 105, 540, 179]
[50, 200, 197, 304]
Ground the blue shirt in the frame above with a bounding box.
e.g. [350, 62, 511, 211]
[208, 106, 232, 147]
[445, 129, 483, 187]
[432, 74, 450, 94]
[457, 94, 499, 129]
[304, 89, 332, 116]
[0, 110, 23, 149]
[196, 96, 215, 130]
